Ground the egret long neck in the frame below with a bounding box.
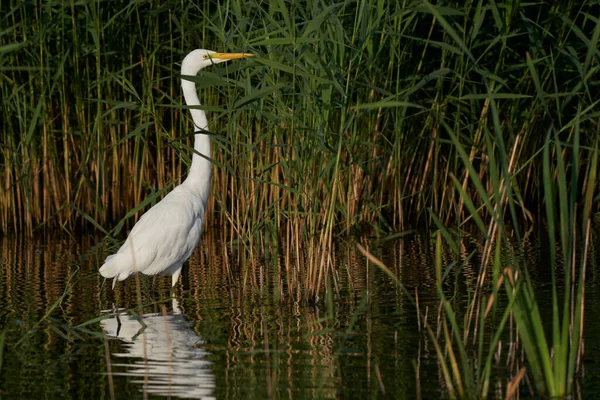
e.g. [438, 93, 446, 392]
[181, 79, 212, 190]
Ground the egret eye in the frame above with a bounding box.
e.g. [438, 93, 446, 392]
[203, 54, 210, 59]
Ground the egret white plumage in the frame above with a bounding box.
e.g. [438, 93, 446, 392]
[100, 49, 254, 288]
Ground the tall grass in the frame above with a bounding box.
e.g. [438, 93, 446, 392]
[1, 0, 599, 342]
[421, 2, 596, 396]
[2, 0, 597, 235]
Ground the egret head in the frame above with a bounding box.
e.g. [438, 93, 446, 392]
[181, 49, 254, 76]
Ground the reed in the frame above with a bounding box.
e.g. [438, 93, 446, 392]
[348, 2, 597, 397]
[500, 129, 592, 397]
[0, 328, 4, 376]
[2, 0, 597, 236]
[367, 124, 592, 398]
[1, 0, 599, 369]
[419, 4, 595, 396]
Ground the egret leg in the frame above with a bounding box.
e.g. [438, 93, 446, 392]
[171, 265, 183, 287]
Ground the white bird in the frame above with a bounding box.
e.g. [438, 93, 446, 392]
[100, 49, 254, 288]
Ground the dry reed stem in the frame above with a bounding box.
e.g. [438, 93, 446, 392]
[103, 332, 116, 400]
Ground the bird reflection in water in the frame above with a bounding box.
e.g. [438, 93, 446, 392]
[101, 300, 215, 399]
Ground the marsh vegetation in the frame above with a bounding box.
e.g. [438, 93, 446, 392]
[2, 0, 599, 398]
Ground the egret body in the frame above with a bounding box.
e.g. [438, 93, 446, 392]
[100, 49, 253, 288]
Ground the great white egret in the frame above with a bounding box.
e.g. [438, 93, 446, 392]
[100, 49, 254, 288]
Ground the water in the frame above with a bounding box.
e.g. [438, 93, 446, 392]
[101, 302, 214, 398]
[0, 233, 598, 399]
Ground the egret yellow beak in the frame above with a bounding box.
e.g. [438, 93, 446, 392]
[211, 52, 255, 60]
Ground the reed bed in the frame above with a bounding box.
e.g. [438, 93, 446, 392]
[2, 1, 599, 396]
[1, 1, 596, 236]
[3, 0, 598, 300]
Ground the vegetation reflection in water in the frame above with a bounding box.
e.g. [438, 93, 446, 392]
[1, 229, 599, 398]
[0, 232, 440, 399]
